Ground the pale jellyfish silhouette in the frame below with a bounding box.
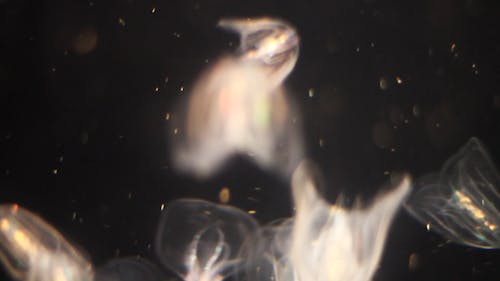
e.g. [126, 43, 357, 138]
[155, 199, 258, 281]
[405, 137, 500, 249]
[170, 17, 303, 178]
[0, 204, 94, 281]
[244, 162, 411, 281]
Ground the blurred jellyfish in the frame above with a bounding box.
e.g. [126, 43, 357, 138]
[95, 257, 165, 281]
[405, 137, 500, 249]
[170, 17, 303, 178]
[0, 204, 94, 281]
[244, 162, 411, 281]
[155, 199, 258, 281]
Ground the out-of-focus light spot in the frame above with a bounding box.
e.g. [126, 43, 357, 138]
[372, 121, 394, 148]
[89, 1, 94, 7]
[450, 42, 456, 53]
[151, 7, 156, 13]
[180, 86, 184, 93]
[165, 112, 171, 120]
[435, 122, 440, 128]
[248, 210, 256, 214]
[58, 156, 64, 163]
[319, 138, 324, 148]
[160, 203, 165, 211]
[395, 76, 403, 84]
[173, 32, 181, 38]
[72, 212, 77, 221]
[383, 171, 390, 175]
[173, 128, 178, 135]
[308, 88, 315, 98]
[72, 28, 98, 55]
[426, 223, 431, 231]
[127, 192, 132, 199]
[379, 77, 388, 90]
[355, 46, 360, 52]
[390, 148, 396, 152]
[218, 187, 231, 204]
[51, 67, 56, 72]
[408, 253, 419, 271]
[52, 169, 58, 175]
[154, 86, 159, 93]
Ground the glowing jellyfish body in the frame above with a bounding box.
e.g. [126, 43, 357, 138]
[0, 204, 93, 281]
[155, 199, 258, 281]
[405, 138, 500, 248]
[171, 18, 303, 178]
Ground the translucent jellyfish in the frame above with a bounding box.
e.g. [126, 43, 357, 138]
[244, 162, 411, 281]
[405, 137, 500, 249]
[155, 199, 258, 281]
[170, 17, 303, 178]
[95, 257, 164, 281]
[0, 204, 94, 281]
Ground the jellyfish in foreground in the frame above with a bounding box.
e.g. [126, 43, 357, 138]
[245, 162, 411, 281]
[170, 17, 303, 178]
[0, 204, 93, 281]
[405, 137, 500, 249]
[155, 199, 258, 281]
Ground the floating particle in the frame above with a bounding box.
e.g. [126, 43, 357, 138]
[52, 169, 58, 175]
[450, 42, 456, 53]
[118, 17, 126, 27]
[412, 105, 420, 117]
[173, 128, 178, 135]
[308, 88, 315, 98]
[248, 210, 256, 214]
[165, 112, 171, 121]
[379, 77, 388, 90]
[72, 212, 77, 220]
[180, 86, 184, 92]
[154, 86, 159, 93]
[151, 7, 156, 13]
[426, 223, 431, 231]
[408, 253, 420, 271]
[319, 138, 324, 147]
[127, 192, 132, 199]
[395, 76, 403, 84]
[218, 187, 231, 204]
[160, 203, 165, 211]
[172, 32, 181, 38]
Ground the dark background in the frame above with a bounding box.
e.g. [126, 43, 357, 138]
[1, 0, 500, 280]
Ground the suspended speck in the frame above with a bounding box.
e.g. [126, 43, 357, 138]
[379, 77, 388, 90]
[426, 223, 431, 231]
[173, 128, 178, 135]
[204, 59, 209, 64]
[51, 67, 56, 72]
[319, 138, 324, 147]
[435, 122, 440, 128]
[72, 212, 77, 221]
[63, 50, 69, 56]
[408, 253, 420, 271]
[412, 105, 420, 117]
[308, 88, 315, 98]
[450, 42, 456, 53]
[404, 119, 409, 124]
[89, 1, 94, 7]
[58, 156, 64, 163]
[248, 210, 257, 214]
[151, 7, 156, 13]
[154, 86, 159, 93]
[370, 42, 375, 48]
[118, 17, 126, 27]
[160, 203, 165, 211]
[172, 32, 181, 38]
[52, 168, 58, 175]
[254, 187, 262, 191]
[164, 76, 169, 84]
[390, 148, 396, 152]
[472, 63, 479, 75]
[395, 76, 403, 84]
[355, 46, 360, 52]
[180, 86, 184, 92]
[127, 192, 133, 199]
[218, 186, 231, 204]
[79, 217, 84, 223]
[383, 171, 390, 175]
[165, 112, 171, 121]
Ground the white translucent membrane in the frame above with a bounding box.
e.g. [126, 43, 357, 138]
[170, 17, 303, 178]
[245, 162, 411, 281]
[405, 137, 500, 249]
[0, 204, 93, 281]
[95, 257, 164, 281]
[155, 199, 258, 281]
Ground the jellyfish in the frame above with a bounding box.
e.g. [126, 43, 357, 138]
[405, 137, 500, 249]
[0, 204, 94, 281]
[155, 199, 258, 281]
[95, 257, 165, 281]
[170, 17, 303, 178]
[244, 162, 411, 281]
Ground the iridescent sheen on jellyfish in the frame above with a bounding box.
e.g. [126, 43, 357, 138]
[244, 162, 411, 281]
[405, 137, 500, 249]
[155, 199, 258, 281]
[0, 204, 94, 281]
[170, 17, 303, 178]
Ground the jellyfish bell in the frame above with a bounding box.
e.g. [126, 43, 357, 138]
[170, 17, 303, 179]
